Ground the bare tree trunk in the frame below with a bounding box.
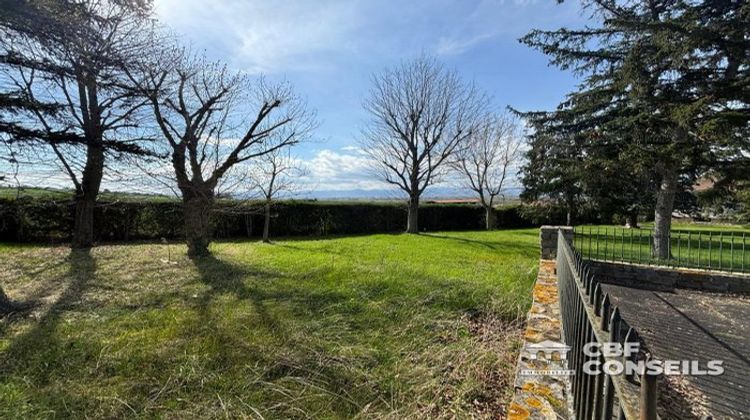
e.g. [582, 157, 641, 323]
[485, 205, 496, 230]
[183, 192, 213, 258]
[626, 212, 639, 229]
[406, 195, 419, 233]
[245, 213, 252, 237]
[72, 196, 96, 248]
[71, 145, 104, 249]
[565, 192, 575, 226]
[263, 201, 271, 243]
[653, 166, 677, 259]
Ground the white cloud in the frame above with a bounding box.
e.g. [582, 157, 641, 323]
[154, 0, 362, 74]
[154, 0, 587, 72]
[3, 146, 523, 199]
[340, 145, 364, 153]
[436, 32, 498, 56]
[299, 148, 387, 191]
[433, 0, 575, 57]
[2, 167, 71, 191]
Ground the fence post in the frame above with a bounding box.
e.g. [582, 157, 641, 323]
[640, 357, 659, 420]
[600, 294, 611, 331]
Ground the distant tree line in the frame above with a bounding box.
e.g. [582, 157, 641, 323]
[518, 0, 750, 258]
[0, 1, 528, 312]
[0, 198, 550, 243]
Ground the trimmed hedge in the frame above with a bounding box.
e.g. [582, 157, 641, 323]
[0, 198, 542, 243]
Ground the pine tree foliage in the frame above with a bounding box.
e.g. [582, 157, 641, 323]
[518, 0, 749, 243]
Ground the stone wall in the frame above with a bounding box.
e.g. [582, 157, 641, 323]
[589, 260, 750, 294]
[508, 260, 569, 419]
[540, 226, 573, 259]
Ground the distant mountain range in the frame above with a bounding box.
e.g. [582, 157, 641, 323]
[299, 186, 523, 201]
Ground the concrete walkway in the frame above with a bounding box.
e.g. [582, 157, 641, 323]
[603, 284, 750, 419]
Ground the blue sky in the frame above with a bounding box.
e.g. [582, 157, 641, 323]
[149, 0, 589, 197]
[4, 0, 591, 197]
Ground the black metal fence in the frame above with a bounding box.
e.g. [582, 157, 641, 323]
[573, 225, 750, 274]
[557, 230, 659, 419]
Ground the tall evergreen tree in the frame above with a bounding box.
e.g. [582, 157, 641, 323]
[520, 125, 584, 226]
[581, 139, 656, 228]
[519, 0, 749, 258]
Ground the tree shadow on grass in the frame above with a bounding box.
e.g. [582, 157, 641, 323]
[1, 257, 74, 320]
[191, 252, 358, 337]
[0, 288, 26, 317]
[421, 233, 500, 250]
[188, 253, 372, 416]
[0, 248, 96, 380]
[191, 253, 286, 337]
[421, 233, 538, 256]
[218, 232, 403, 244]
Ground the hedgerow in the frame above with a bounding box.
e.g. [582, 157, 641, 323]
[0, 198, 540, 243]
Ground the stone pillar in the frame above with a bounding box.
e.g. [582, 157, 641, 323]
[540, 225, 573, 259]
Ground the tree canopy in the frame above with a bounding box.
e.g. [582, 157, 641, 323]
[518, 0, 750, 256]
[0, 0, 158, 247]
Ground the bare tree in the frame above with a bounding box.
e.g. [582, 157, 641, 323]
[247, 148, 307, 243]
[451, 112, 524, 229]
[361, 56, 486, 233]
[135, 51, 315, 257]
[0, 0, 156, 248]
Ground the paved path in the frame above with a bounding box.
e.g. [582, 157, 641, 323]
[603, 284, 750, 419]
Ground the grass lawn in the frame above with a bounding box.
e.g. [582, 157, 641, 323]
[642, 221, 750, 232]
[573, 222, 750, 273]
[0, 229, 539, 419]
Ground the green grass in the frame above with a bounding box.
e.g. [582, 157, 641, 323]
[0, 230, 539, 419]
[574, 223, 750, 273]
[640, 221, 750, 232]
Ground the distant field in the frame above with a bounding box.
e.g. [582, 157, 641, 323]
[0, 230, 539, 418]
[0, 186, 178, 202]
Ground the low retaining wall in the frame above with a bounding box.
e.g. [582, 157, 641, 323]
[589, 260, 750, 294]
[508, 227, 574, 419]
[539, 226, 572, 259]
[508, 260, 569, 419]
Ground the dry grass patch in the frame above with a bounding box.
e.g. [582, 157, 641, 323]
[1, 230, 538, 418]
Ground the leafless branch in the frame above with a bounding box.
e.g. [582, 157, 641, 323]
[450, 111, 525, 208]
[360, 55, 487, 201]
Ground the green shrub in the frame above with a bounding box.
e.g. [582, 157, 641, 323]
[0, 198, 545, 243]
[517, 201, 568, 225]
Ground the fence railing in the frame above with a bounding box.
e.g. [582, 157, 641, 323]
[573, 225, 750, 274]
[557, 230, 659, 420]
